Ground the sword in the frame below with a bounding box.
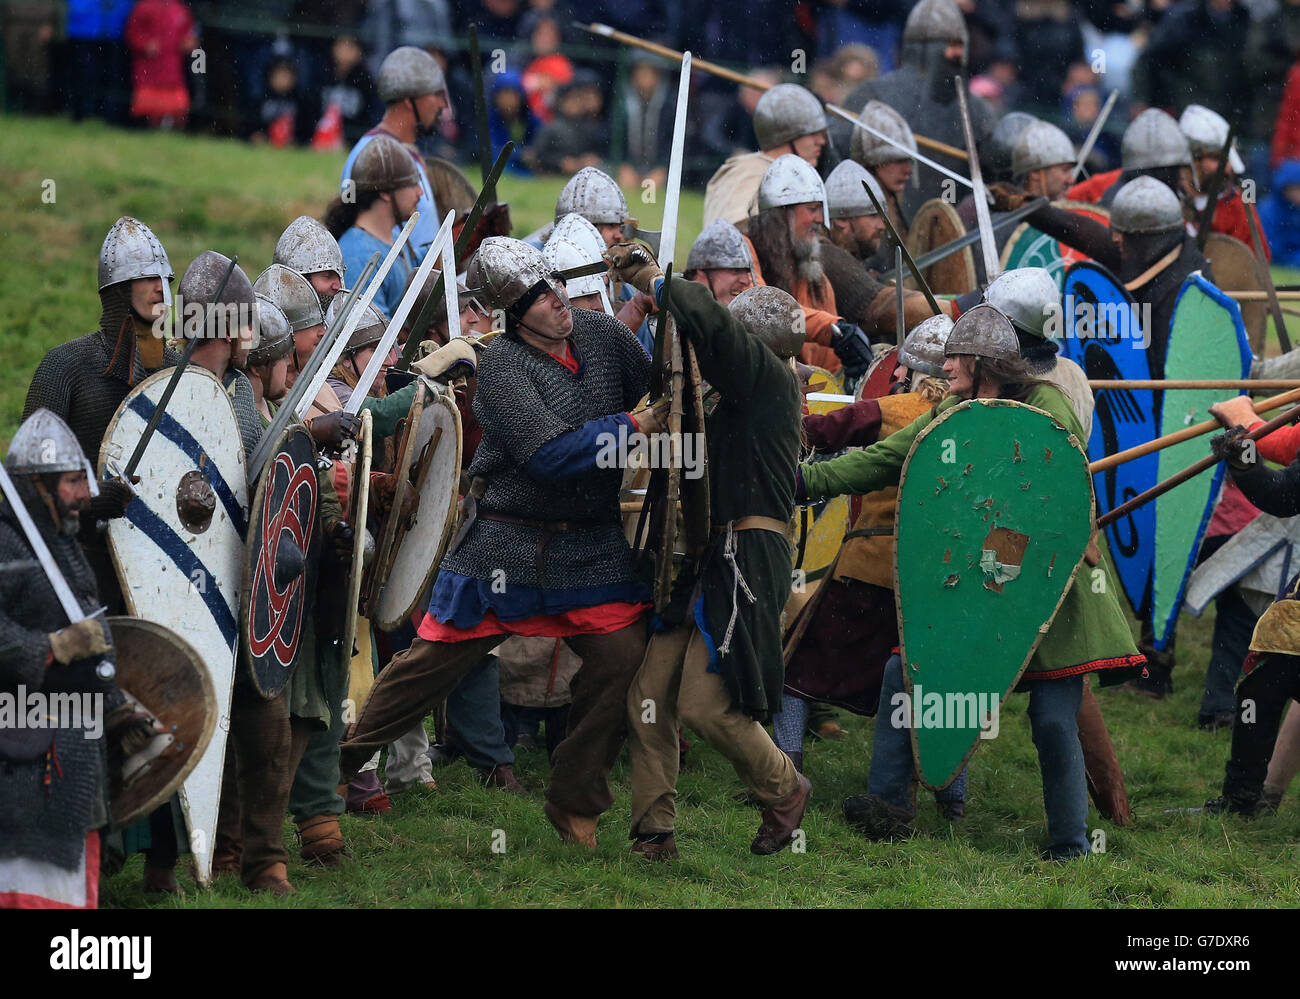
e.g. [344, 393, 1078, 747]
[345, 211, 457, 414]
[954, 76, 999, 282]
[860, 178, 943, 317]
[658, 50, 692, 269]
[120, 254, 239, 481]
[895, 242, 906, 347]
[468, 25, 495, 204]
[1072, 89, 1118, 182]
[824, 104, 974, 192]
[0, 462, 114, 679]
[876, 197, 1047, 284]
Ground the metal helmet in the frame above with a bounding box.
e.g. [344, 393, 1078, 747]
[1120, 108, 1192, 172]
[377, 45, 446, 103]
[325, 290, 388, 354]
[898, 314, 953, 376]
[757, 154, 829, 228]
[352, 134, 422, 193]
[903, 0, 968, 45]
[849, 100, 917, 168]
[1011, 120, 1076, 178]
[943, 303, 1020, 361]
[824, 159, 884, 219]
[544, 214, 610, 307]
[728, 285, 805, 360]
[466, 237, 560, 313]
[987, 111, 1038, 180]
[253, 264, 325, 332]
[686, 218, 754, 271]
[98, 216, 174, 306]
[5, 408, 95, 481]
[177, 250, 255, 340]
[554, 167, 629, 226]
[752, 83, 828, 150]
[983, 267, 1059, 339]
[1179, 104, 1246, 175]
[274, 215, 345, 280]
[1109, 176, 1184, 235]
[249, 295, 293, 366]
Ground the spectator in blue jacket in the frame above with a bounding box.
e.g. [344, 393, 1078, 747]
[1260, 160, 1300, 269]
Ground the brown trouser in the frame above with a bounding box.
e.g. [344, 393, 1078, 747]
[1077, 680, 1132, 826]
[214, 688, 294, 886]
[627, 624, 800, 836]
[339, 620, 648, 817]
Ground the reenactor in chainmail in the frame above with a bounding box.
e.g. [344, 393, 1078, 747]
[0, 410, 158, 907]
[339, 237, 660, 848]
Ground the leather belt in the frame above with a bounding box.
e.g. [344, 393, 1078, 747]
[479, 511, 597, 533]
[710, 516, 788, 536]
[844, 526, 893, 540]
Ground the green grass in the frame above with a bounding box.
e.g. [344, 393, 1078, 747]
[6, 115, 1300, 908]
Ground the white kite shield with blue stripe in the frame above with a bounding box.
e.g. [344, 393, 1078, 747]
[99, 366, 247, 887]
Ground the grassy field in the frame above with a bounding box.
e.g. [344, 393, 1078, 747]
[4, 115, 1300, 908]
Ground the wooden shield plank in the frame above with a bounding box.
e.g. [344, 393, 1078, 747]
[896, 399, 1093, 789]
[98, 367, 246, 886]
[1000, 201, 1110, 289]
[242, 424, 319, 699]
[1204, 232, 1267, 354]
[906, 198, 976, 295]
[340, 409, 372, 667]
[373, 388, 462, 631]
[1151, 275, 1252, 648]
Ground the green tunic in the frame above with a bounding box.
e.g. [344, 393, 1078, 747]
[801, 385, 1144, 683]
[665, 279, 802, 721]
[356, 380, 417, 441]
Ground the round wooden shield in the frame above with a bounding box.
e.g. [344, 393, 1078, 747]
[109, 616, 216, 828]
[98, 366, 246, 885]
[365, 382, 425, 618]
[242, 423, 319, 699]
[895, 400, 1092, 789]
[1204, 232, 1267, 354]
[373, 386, 463, 631]
[906, 198, 976, 295]
[340, 409, 372, 670]
[999, 201, 1110, 288]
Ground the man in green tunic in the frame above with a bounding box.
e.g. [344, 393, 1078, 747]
[607, 245, 812, 860]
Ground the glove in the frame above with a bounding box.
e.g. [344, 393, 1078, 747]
[828, 322, 872, 379]
[604, 242, 663, 295]
[48, 619, 111, 665]
[307, 410, 361, 448]
[328, 520, 354, 560]
[987, 182, 1032, 213]
[630, 397, 671, 436]
[412, 339, 477, 382]
[90, 479, 135, 521]
[1210, 426, 1257, 471]
[106, 702, 162, 757]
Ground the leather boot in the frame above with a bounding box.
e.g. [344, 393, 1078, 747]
[143, 863, 180, 896]
[479, 764, 526, 794]
[248, 862, 295, 896]
[210, 845, 242, 879]
[630, 835, 679, 861]
[543, 801, 598, 848]
[843, 793, 915, 841]
[1077, 683, 1132, 826]
[297, 814, 348, 866]
[751, 775, 813, 855]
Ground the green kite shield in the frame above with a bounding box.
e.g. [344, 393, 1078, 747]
[895, 399, 1093, 789]
[999, 201, 1109, 288]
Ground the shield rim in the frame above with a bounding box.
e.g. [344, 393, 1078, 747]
[679, 338, 711, 553]
[894, 398, 1094, 790]
[906, 197, 976, 296]
[365, 380, 426, 619]
[340, 408, 372, 671]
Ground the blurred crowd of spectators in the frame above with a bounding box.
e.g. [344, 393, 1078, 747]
[7, 0, 1300, 194]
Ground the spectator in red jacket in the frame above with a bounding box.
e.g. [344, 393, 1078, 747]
[124, 0, 197, 129]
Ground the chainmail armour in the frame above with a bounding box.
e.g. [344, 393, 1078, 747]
[0, 495, 121, 871]
[224, 369, 264, 464]
[440, 308, 650, 590]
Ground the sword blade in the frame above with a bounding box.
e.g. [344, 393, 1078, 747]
[859, 178, 943, 316]
[657, 51, 692, 268]
[878, 197, 1046, 283]
[0, 463, 89, 623]
[895, 242, 906, 347]
[826, 103, 973, 191]
[1072, 89, 1118, 182]
[954, 77, 999, 282]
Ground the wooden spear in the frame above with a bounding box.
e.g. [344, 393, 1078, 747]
[1087, 380, 1300, 391]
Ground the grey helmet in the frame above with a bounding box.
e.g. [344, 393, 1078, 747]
[352, 134, 422, 193]
[326, 290, 389, 354]
[899, 314, 953, 376]
[728, 285, 805, 360]
[849, 100, 917, 168]
[987, 112, 1038, 180]
[5, 408, 99, 497]
[943, 303, 1020, 362]
[274, 216, 345, 280]
[249, 295, 293, 366]
[98, 216, 174, 306]
[554, 167, 629, 226]
[177, 250, 256, 340]
[377, 45, 446, 103]
[1109, 176, 1184, 235]
[1011, 120, 1075, 179]
[467, 237, 562, 313]
[253, 264, 325, 332]
[686, 218, 754, 272]
[757, 153, 829, 228]
[824, 159, 884, 219]
[903, 0, 968, 46]
[544, 214, 611, 309]
[752, 83, 828, 151]
[1120, 108, 1192, 172]
[1179, 104, 1245, 175]
[983, 267, 1059, 339]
